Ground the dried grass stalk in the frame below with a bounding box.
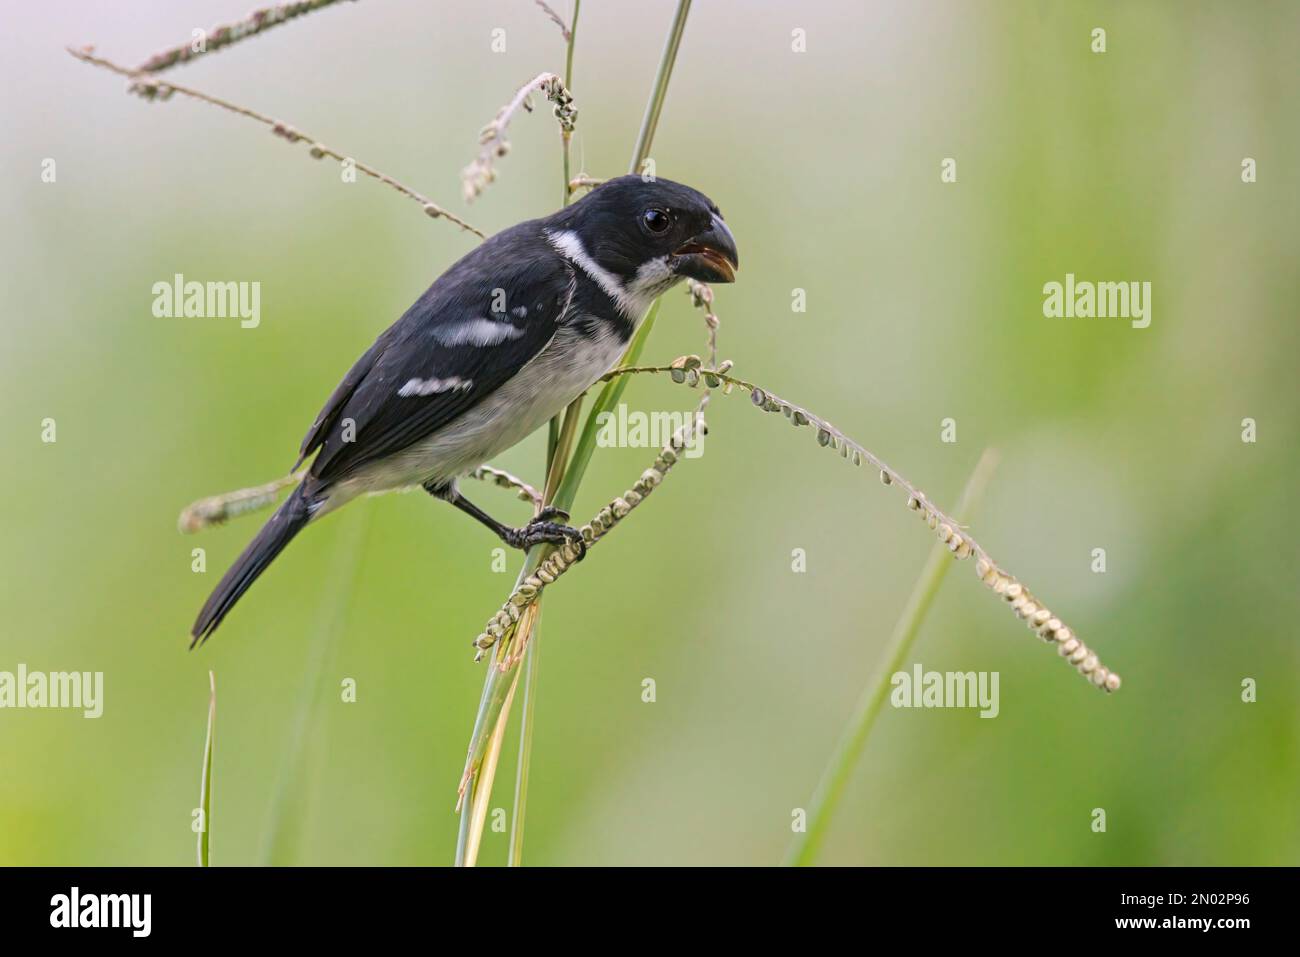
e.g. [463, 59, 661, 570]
[179, 463, 538, 533]
[469, 465, 544, 511]
[567, 175, 604, 195]
[533, 1, 572, 42]
[462, 73, 577, 203]
[67, 47, 483, 237]
[179, 471, 303, 533]
[135, 0, 356, 75]
[598, 360, 1122, 693]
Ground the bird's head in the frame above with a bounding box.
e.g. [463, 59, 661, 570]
[546, 174, 739, 316]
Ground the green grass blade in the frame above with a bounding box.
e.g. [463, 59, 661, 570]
[197, 670, 215, 867]
[261, 511, 370, 865]
[507, 612, 542, 866]
[629, 0, 692, 174]
[786, 448, 1000, 866]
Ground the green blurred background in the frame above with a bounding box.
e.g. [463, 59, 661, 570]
[2, 0, 1297, 866]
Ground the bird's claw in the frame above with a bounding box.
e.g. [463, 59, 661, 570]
[505, 519, 586, 560]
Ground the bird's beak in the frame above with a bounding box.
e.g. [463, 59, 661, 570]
[671, 213, 739, 283]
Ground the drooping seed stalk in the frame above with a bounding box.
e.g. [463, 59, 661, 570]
[593, 362, 1122, 692]
[68, 48, 483, 237]
[134, 0, 354, 76]
[461, 72, 577, 204]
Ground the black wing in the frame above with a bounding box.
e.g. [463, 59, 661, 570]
[296, 224, 575, 484]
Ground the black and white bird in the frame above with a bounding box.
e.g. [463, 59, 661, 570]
[191, 175, 739, 645]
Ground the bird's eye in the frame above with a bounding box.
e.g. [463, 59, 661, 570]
[642, 208, 671, 233]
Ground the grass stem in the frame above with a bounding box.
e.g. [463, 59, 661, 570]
[560, 0, 581, 210]
[197, 670, 215, 867]
[507, 616, 542, 866]
[464, 652, 524, 866]
[261, 512, 369, 864]
[629, 0, 692, 174]
[785, 449, 1000, 866]
[453, 0, 691, 865]
[525, 5, 583, 862]
[506, 394, 582, 865]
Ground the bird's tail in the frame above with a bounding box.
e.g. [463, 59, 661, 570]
[190, 482, 313, 647]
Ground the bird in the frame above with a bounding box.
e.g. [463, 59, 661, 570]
[191, 175, 739, 645]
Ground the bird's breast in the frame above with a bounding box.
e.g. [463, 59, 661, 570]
[349, 317, 630, 496]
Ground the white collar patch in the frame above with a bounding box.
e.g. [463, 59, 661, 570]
[546, 229, 642, 319]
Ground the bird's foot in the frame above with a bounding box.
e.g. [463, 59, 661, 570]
[503, 514, 586, 560]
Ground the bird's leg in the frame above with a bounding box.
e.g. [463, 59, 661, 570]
[424, 481, 585, 559]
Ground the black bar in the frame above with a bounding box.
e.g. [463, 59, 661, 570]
[1, 867, 1284, 941]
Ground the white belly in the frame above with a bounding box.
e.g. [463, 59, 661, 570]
[321, 322, 627, 511]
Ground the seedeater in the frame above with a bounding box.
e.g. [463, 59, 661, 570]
[192, 175, 739, 644]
